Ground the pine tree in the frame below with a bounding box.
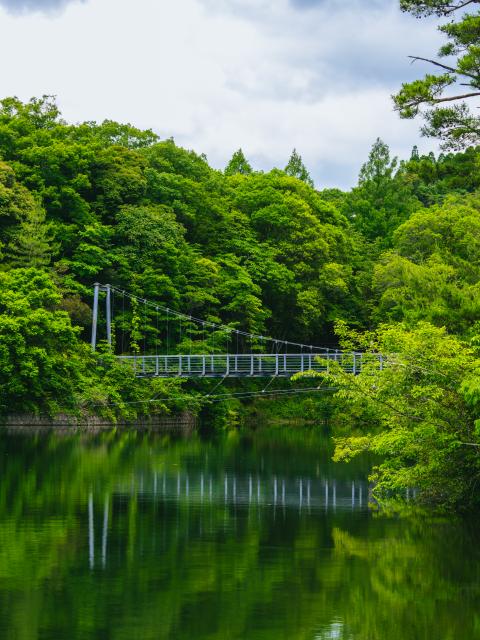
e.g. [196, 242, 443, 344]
[224, 149, 253, 176]
[7, 205, 55, 268]
[284, 149, 314, 187]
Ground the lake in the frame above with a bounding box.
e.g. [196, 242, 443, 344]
[0, 426, 479, 639]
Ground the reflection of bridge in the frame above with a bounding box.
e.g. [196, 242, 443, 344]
[87, 473, 370, 567]
[87, 473, 417, 569]
[115, 472, 370, 511]
[91, 284, 384, 379]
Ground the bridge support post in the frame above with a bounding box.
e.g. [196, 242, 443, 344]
[91, 283, 100, 352]
[91, 283, 112, 351]
[105, 284, 112, 348]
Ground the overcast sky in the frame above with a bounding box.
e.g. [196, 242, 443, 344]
[0, 0, 442, 188]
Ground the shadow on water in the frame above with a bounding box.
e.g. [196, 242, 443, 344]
[0, 426, 479, 639]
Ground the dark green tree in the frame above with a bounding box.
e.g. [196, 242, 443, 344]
[400, 0, 480, 17]
[394, 0, 480, 148]
[397, 145, 480, 205]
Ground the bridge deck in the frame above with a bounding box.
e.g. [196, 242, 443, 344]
[117, 352, 373, 378]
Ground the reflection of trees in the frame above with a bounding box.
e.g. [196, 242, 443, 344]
[0, 432, 478, 640]
[328, 518, 480, 640]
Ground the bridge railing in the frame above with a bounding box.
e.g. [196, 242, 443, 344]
[116, 352, 379, 378]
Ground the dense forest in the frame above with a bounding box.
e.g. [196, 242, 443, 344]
[0, 93, 479, 509]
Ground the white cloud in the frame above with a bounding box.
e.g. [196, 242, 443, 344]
[0, 0, 84, 14]
[0, 0, 443, 188]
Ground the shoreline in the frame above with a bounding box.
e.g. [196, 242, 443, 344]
[0, 411, 197, 434]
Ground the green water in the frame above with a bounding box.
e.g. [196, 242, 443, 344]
[0, 427, 479, 640]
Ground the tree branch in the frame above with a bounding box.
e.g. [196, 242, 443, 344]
[409, 55, 478, 80]
[433, 92, 480, 102]
[327, 366, 454, 431]
[444, 0, 480, 14]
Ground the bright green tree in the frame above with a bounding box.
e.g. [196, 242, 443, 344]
[224, 149, 253, 176]
[284, 148, 314, 187]
[0, 269, 84, 415]
[318, 321, 480, 510]
[7, 205, 55, 268]
[373, 192, 480, 334]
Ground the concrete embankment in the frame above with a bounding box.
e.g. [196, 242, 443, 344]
[1, 412, 197, 434]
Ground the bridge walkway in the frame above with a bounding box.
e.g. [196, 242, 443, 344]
[117, 351, 377, 378]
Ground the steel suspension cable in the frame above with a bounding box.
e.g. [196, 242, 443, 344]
[107, 285, 332, 354]
[91, 386, 339, 409]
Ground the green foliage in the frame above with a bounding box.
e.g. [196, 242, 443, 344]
[0, 96, 363, 418]
[284, 148, 314, 187]
[323, 322, 480, 510]
[373, 193, 480, 334]
[338, 139, 421, 247]
[399, 1, 477, 17]
[0, 160, 37, 237]
[224, 148, 253, 176]
[0, 268, 83, 415]
[6, 204, 56, 267]
[397, 145, 480, 205]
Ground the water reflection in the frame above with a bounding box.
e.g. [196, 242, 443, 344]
[86, 471, 369, 570]
[0, 428, 478, 640]
[111, 472, 367, 511]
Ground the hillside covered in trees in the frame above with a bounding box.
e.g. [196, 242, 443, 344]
[0, 95, 479, 510]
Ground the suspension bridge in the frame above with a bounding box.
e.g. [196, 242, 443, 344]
[90, 283, 382, 379]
